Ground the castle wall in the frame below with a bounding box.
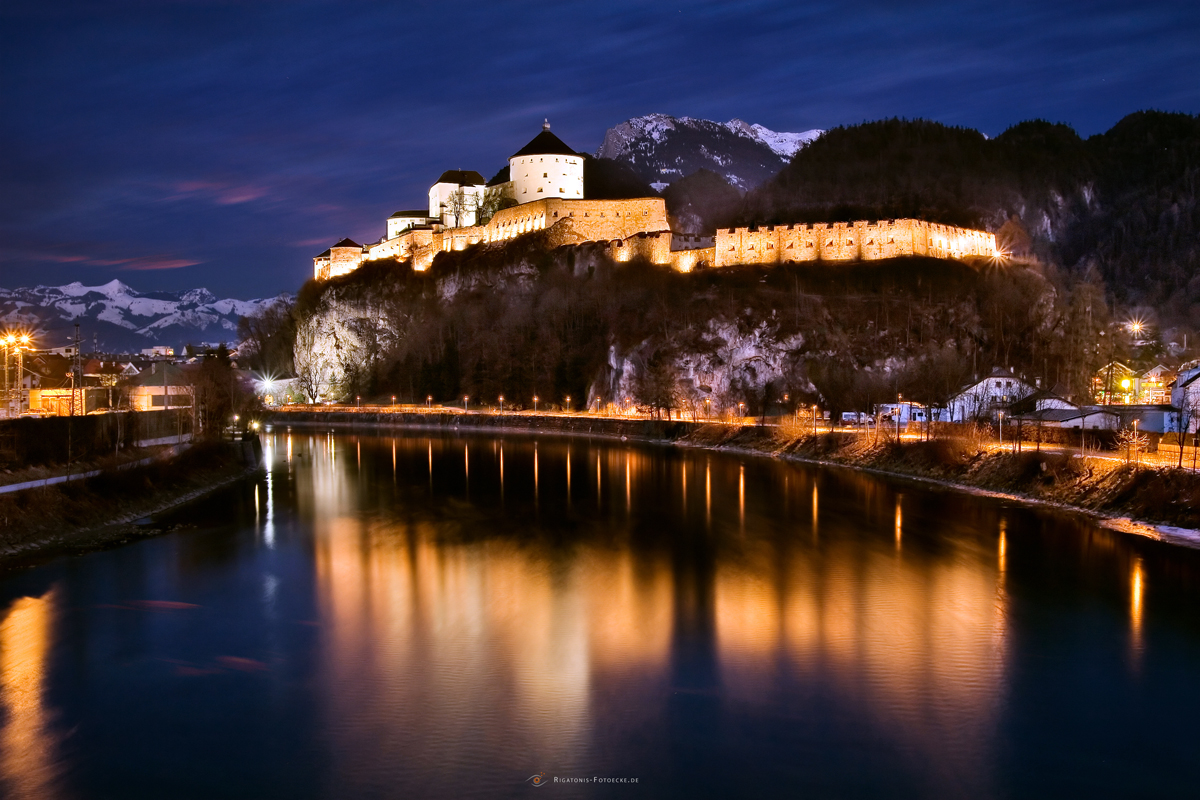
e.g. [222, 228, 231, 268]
[712, 220, 996, 268]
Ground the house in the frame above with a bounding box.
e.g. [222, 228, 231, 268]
[1012, 407, 1123, 431]
[1169, 360, 1200, 433]
[1007, 383, 1078, 415]
[946, 368, 1037, 422]
[126, 362, 196, 411]
[1139, 365, 1174, 405]
[1092, 361, 1137, 404]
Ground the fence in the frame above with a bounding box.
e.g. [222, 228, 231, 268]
[0, 409, 192, 469]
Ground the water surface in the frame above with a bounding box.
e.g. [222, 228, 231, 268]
[2, 430, 1200, 798]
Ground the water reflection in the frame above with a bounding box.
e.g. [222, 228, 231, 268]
[0, 589, 60, 800]
[2, 431, 1198, 798]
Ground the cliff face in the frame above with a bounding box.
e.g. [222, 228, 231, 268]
[291, 238, 1088, 418]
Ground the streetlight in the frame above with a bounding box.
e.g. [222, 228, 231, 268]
[896, 393, 902, 439]
[533, 395, 539, 412]
[998, 411, 1004, 449]
[391, 395, 396, 408]
[463, 395, 469, 411]
[812, 404, 818, 435]
[704, 397, 711, 420]
[595, 397, 601, 414]
[356, 395, 361, 408]
[427, 395, 432, 409]
[499, 394, 504, 413]
[565, 395, 571, 412]
[738, 402, 745, 420]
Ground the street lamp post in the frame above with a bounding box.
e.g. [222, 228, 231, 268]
[499, 395, 504, 413]
[427, 395, 432, 409]
[463, 395, 469, 411]
[391, 395, 396, 408]
[565, 395, 571, 412]
[999, 411, 1004, 449]
[896, 393, 902, 440]
[704, 397, 711, 420]
[812, 404, 818, 435]
[533, 395, 539, 412]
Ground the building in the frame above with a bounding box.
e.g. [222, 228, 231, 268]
[313, 122, 999, 281]
[428, 170, 488, 227]
[1170, 360, 1200, 434]
[387, 210, 435, 239]
[946, 368, 1037, 422]
[127, 362, 195, 411]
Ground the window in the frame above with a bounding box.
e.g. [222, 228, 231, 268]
[543, 173, 547, 178]
[558, 188, 563, 193]
[537, 187, 543, 193]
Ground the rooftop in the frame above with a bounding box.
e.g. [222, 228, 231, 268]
[435, 170, 486, 186]
[510, 121, 578, 159]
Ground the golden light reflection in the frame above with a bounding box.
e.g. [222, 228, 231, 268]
[705, 461, 712, 526]
[1131, 557, 1144, 658]
[625, 457, 631, 512]
[0, 590, 61, 800]
[534, 444, 539, 504]
[715, 536, 1009, 792]
[894, 498, 903, 550]
[738, 466, 745, 531]
[287, 433, 293, 462]
[812, 483, 818, 540]
[998, 520, 1007, 576]
[681, 462, 687, 513]
[565, 451, 570, 499]
[313, 513, 674, 785]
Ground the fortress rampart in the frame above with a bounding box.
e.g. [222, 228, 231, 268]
[317, 204, 994, 280]
[710, 219, 996, 266]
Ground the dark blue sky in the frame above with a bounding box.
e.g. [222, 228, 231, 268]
[2, 0, 1197, 299]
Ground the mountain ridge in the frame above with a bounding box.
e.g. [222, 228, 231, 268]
[596, 113, 821, 191]
[0, 281, 290, 353]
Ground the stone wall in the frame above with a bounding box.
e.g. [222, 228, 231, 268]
[713, 219, 996, 267]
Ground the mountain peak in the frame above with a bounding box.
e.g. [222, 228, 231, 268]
[597, 113, 822, 191]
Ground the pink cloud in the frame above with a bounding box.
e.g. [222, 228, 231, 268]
[165, 180, 271, 205]
[118, 256, 201, 271]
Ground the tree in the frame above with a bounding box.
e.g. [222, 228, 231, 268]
[237, 298, 297, 378]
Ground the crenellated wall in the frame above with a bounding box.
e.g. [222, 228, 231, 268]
[317, 204, 994, 280]
[712, 219, 996, 267]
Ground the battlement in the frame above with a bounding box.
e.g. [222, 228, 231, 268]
[712, 219, 996, 266]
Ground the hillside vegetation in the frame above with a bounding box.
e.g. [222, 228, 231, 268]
[740, 112, 1200, 324]
[277, 232, 1119, 417]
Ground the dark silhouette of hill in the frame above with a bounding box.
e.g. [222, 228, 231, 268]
[739, 112, 1200, 322]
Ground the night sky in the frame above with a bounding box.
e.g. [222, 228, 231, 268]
[2, 0, 1197, 299]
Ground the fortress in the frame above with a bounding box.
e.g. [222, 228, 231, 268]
[314, 122, 998, 280]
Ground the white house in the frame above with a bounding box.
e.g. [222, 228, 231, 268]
[1170, 360, 1200, 433]
[428, 170, 488, 227]
[386, 209, 434, 239]
[946, 368, 1037, 422]
[508, 120, 583, 202]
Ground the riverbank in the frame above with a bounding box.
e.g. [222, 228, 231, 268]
[0, 440, 262, 570]
[269, 409, 1200, 542]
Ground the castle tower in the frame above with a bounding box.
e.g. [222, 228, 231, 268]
[509, 120, 583, 202]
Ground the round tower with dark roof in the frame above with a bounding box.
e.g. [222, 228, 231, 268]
[508, 120, 583, 202]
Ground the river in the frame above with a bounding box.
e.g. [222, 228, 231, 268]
[1, 430, 1199, 798]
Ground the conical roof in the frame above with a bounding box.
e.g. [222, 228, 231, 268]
[510, 121, 578, 159]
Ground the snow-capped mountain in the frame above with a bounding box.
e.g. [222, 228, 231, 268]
[596, 114, 822, 191]
[0, 279, 290, 353]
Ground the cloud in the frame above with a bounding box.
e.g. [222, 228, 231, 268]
[166, 180, 270, 205]
[116, 255, 201, 271]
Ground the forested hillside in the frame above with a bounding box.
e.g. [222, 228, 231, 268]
[269, 233, 1124, 416]
[742, 112, 1200, 324]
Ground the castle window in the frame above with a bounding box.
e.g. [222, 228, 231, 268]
[543, 173, 547, 178]
[558, 188, 563, 193]
[538, 188, 543, 193]
[553, 211, 558, 217]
